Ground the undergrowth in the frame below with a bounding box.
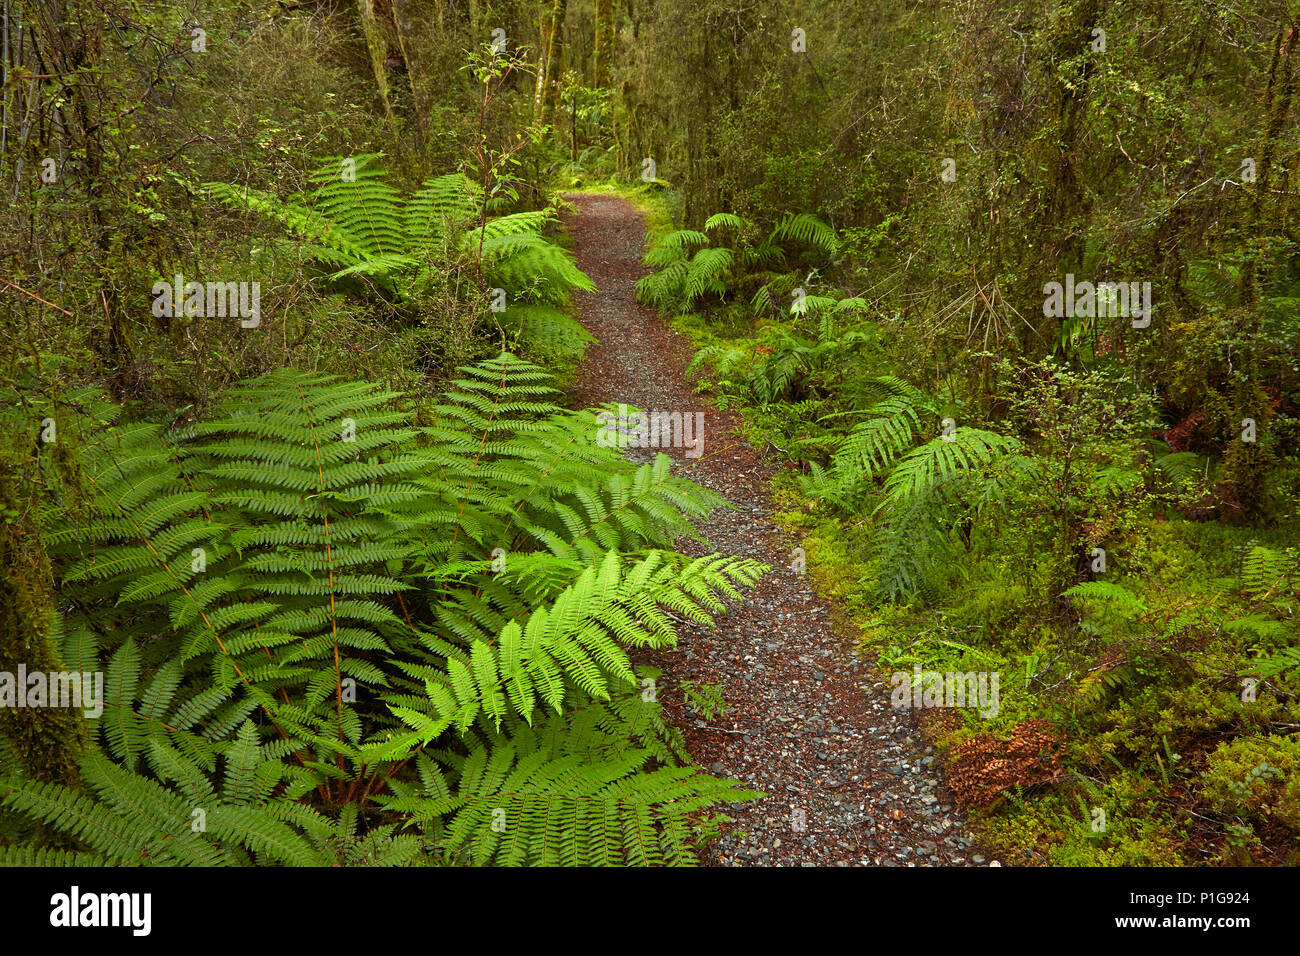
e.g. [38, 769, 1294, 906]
[633, 188, 1300, 867]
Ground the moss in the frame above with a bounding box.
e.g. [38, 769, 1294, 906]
[1200, 734, 1300, 834]
[980, 785, 1187, 867]
[0, 471, 86, 786]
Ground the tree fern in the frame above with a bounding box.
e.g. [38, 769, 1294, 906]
[809, 381, 943, 505]
[404, 172, 481, 244]
[703, 212, 748, 232]
[9, 354, 766, 866]
[689, 321, 878, 408]
[1, 744, 329, 866]
[636, 238, 730, 312]
[206, 155, 592, 311]
[883, 429, 1025, 503]
[683, 247, 734, 305]
[480, 231, 596, 303]
[374, 550, 761, 748]
[1154, 450, 1203, 487]
[644, 229, 710, 266]
[500, 304, 595, 367]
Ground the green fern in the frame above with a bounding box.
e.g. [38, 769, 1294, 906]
[688, 319, 878, 408]
[1245, 646, 1300, 680]
[882, 429, 1024, 503]
[1064, 580, 1148, 635]
[206, 155, 591, 309]
[9, 354, 766, 866]
[499, 304, 595, 366]
[810, 381, 942, 504]
[636, 210, 839, 315]
[770, 212, 839, 256]
[379, 729, 758, 866]
[1154, 450, 1203, 486]
[703, 212, 748, 232]
[1, 742, 329, 866]
[1241, 546, 1295, 605]
[810, 398, 1029, 601]
[636, 240, 732, 312]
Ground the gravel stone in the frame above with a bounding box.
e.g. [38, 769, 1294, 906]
[565, 193, 986, 868]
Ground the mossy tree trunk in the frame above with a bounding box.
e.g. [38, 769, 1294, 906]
[1242, 14, 1299, 307]
[389, 0, 425, 149]
[539, 0, 568, 126]
[30, 1, 134, 394]
[1033, 0, 1104, 349]
[357, 0, 395, 121]
[594, 0, 614, 89]
[1224, 11, 1297, 520]
[533, 2, 554, 121]
[0, 468, 85, 786]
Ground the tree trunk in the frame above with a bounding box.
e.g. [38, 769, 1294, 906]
[31, 0, 134, 393]
[1242, 15, 1299, 305]
[533, 2, 554, 121]
[0, 468, 85, 786]
[540, 0, 568, 126]
[357, 0, 395, 121]
[594, 0, 613, 88]
[389, 0, 424, 149]
[1031, 0, 1104, 350]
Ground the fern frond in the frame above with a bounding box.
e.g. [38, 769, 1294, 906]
[771, 212, 839, 255]
[703, 212, 748, 232]
[381, 739, 758, 866]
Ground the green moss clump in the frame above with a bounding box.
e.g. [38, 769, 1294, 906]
[1200, 735, 1300, 834]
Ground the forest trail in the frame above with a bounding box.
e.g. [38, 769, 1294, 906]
[565, 193, 990, 867]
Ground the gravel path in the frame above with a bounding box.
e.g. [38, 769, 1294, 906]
[565, 192, 990, 867]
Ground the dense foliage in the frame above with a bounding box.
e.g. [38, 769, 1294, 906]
[1, 356, 763, 864]
[618, 0, 1300, 864]
[2, 0, 1297, 867]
